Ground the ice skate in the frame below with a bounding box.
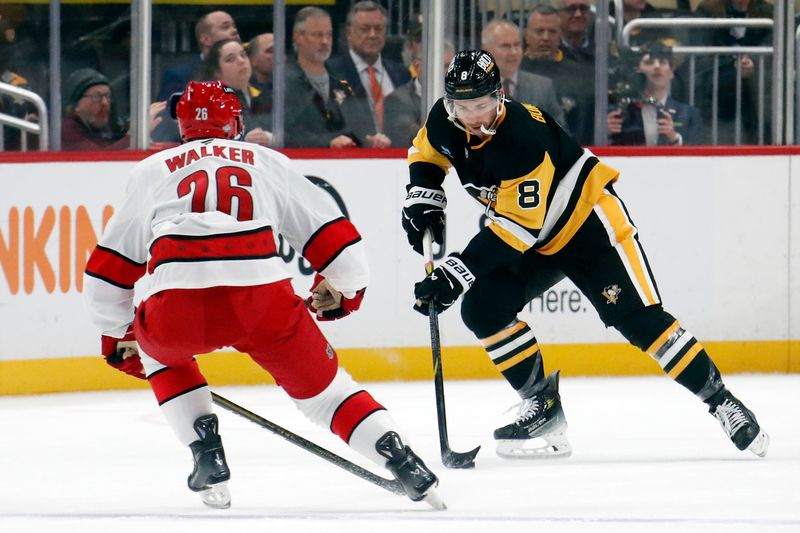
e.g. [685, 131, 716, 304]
[494, 370, 572, 459]
[187, 414, 232, 509]
[707, 388, 769, 457]
[376, 431, 446, 510]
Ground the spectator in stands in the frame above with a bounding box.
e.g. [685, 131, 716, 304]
[383, 29, 455, 148]
[607, 44, 702, 146]
[695, 0, 772, 48]
[523, 4, 594, 145]
[158, 11, 240, 101]
[611, 0, 687, 47]
[247, 33, 274, 96]
[61, 68, 166, 151]
[558, 0, 594, 64]
[327, 1, 410, 147]
[481, 19, 565, 127]
[153, 11, 240, 144]
[694, 0, 773, 144]
[200, 39, 272, 147]
[283, 7, 364, 148]
[400, 21, 423, 79]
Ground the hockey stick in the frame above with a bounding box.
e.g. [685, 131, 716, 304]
[422, 231, 481, 469]
[210, 392, 405, 496]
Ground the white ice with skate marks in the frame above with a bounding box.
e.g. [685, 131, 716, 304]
[1, 375, 798, 533]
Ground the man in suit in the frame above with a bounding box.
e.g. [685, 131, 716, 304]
[481, 19, 566, 128]
[607, 45, 703, 146]
[559, 0, 595, 64]
[283, 7, 365, 148]
[383, 30, 454, 148]
[326, 1, 410, 147]
[523, 4, 595, 145]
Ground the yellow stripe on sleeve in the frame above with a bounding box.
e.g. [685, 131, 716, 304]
[408, 127, 451, 173]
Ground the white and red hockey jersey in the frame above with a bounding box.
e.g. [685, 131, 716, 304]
[84, 138, 369, 338]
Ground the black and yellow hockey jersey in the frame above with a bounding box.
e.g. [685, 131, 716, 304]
[408, 98, 619, 271]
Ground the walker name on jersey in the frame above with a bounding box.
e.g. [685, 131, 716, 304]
[164, 145, 256, 173]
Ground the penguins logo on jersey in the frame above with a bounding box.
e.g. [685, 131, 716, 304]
[602, 285, 622, 305]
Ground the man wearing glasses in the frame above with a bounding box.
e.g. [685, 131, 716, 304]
[559, 0, 594, 64]
[62, 68, 166, 151]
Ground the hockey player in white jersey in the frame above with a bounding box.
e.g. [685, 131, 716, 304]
[83, 81, 443, 510]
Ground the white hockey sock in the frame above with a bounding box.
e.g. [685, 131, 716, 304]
[348, 410, 408, 467]
[160, 387, 214, 446]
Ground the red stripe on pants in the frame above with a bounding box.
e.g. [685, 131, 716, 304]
[148, 361, 207, 405]
[330, 390, 385, 443]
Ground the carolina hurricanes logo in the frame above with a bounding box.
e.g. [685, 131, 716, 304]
[602, 284, 622, 305]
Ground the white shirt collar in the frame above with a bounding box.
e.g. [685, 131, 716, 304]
[349, 49, 384, 74]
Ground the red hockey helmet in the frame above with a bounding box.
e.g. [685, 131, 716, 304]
[174, 81, 243, 141]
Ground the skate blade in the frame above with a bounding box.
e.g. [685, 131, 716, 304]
[496, 433, 572, 459]
[421, 487, 447, 511]
[747, 430, 770, 458]
[198, 482, 231, 509]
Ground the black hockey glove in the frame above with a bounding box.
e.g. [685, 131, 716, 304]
[413, 254, 475, 315]
[402, 185, 446, 255]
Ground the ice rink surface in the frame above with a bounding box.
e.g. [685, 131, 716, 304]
[1, 374, 797, 533]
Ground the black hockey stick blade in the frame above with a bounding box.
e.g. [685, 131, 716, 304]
[422, 230, 481, 469]
[211, 392, 405, 496]
[428, 303, 481, 469]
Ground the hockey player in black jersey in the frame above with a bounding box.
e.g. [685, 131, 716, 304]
[403, 49, 769, 459]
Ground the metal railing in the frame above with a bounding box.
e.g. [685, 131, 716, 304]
[0, 82, 49, 152]
[619, 17, 775, 145]
[11, 0, 794, 150]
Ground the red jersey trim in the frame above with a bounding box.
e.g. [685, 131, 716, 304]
[85, 245, 147, 289]
[302, 217, 362, 273]
[148, 226, 277, 274]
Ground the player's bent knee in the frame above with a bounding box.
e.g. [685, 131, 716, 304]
[292, 367, 360, 428]
[613, 305, 678, 351]
[462, 287, 517, 339]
